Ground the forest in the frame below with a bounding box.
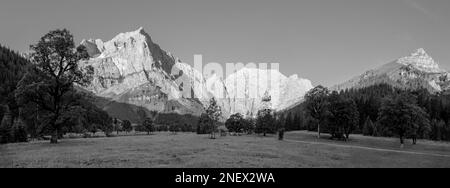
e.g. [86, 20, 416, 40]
[279, 84, 450, 142]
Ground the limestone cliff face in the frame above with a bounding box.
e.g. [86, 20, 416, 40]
[224, 68, 313, 116]
[79, 27, 205, 116]
[333, 48, 450, 93]
[79, 27, 314, 120]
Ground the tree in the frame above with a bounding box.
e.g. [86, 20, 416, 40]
[256, 109, 275, 136]
[137, 107, 147, 123]
[304, 85, 330, 138]
[284, 114, 293, 131]
[142, 117, 154, 135]
[0, 105, 13, 144]
[0, 45, 30, 121]
[225, 113, 245, 135]
[65, 99, 112, 137]
[169, 124, 179, 134]
[197, 113, 211, 134]
[96, 110, 113, 137]
[293, 114, 302, 130]
[206, 98, 222, 139]
[16, 29, 92, 143]
[11, 117, 28, 143]
[327, 93, 359, 140]
[113, 118, 121, 135]
[243, 117, 255, 134]
[122, 120, 132, 134]
[378, 93, 429, 146]
[430, 119, 445, 141]
[362, 117, 374, 136]
[275, 115, 285, 132]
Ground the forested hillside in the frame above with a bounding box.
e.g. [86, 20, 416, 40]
[0, 44, 29, 120]
[0, 30, 115, 144]
[279, 84, 450, 142]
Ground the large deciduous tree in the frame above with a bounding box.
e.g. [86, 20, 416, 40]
[304, 85, 330, 138]
[16, 29, 92, 143]
[378, 93, 429, 146]
[122, 120, 132, 134]
[225, 113, 245, 135]
[142, 117, 154, 135]
[256, 109, 275, 136]
[327, 92, 359, 141]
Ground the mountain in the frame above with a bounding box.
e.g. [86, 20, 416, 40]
[333, 48, 450, 93]
[79, 27, 208, 120]
[79, 27, 313, 121]
[224, 68, 313, 116]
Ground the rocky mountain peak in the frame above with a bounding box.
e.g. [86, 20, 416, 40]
[79, 28, 313, 121]
[333, 48, 449, 93]
[415, 48, 428, 56]
[397, 48, 442, 73]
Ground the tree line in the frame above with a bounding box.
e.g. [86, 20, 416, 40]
[278, 84, 450, 145]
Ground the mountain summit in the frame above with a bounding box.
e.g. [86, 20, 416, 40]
[78, 27, 205, 121]
[397, 48, 443, 73]
[333, 48, 450, 93]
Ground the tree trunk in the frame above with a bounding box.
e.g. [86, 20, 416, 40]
[50, 129, 58, 144]
[278, 130, 284, 140]
[317, 122, 321, 139]
[400, 136, 404, 148]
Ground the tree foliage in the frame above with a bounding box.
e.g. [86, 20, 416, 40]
[362, 117, 376, 136]
[256, 109, 275, 136]
[378, 93, 430, 145]
[275, 83, 450, 146]
[197, 113, 212, 135]
[304, 85, 330, 138]
[225, 113, 245, 134]
[327, 91, 359, 140]
[205, 98, 222, 139]
[15, 29, 93, 143]
[0, 44, 30, 118]
[142, 118, 154, 135]
[0, 106, 14, 144]
[121, 120, 132, 133]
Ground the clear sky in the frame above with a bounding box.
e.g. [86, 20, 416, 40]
[1, 0, 449, 87]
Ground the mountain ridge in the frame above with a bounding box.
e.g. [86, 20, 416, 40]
[332, 48, 450, 93]
[79, 27, 313, 121]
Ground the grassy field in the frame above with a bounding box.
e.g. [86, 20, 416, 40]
[0, 131, 449, 168]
